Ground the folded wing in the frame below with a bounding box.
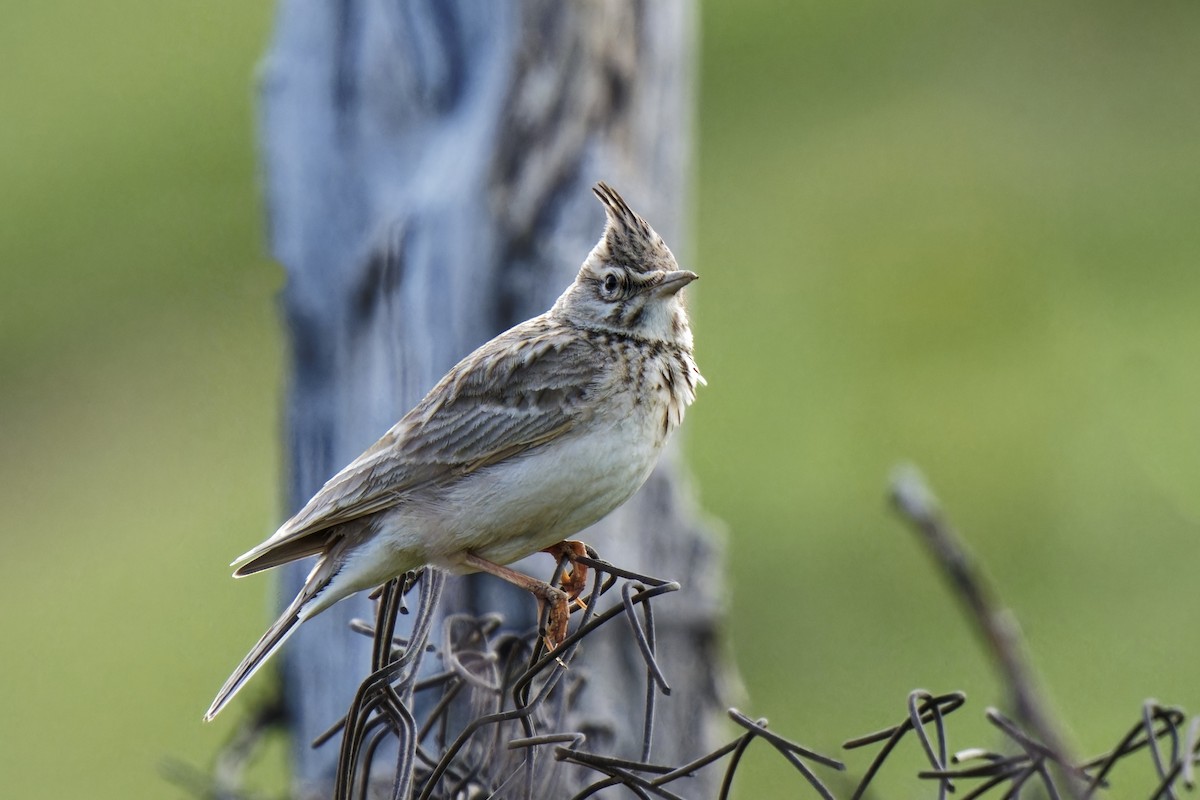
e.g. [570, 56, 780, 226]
[232, 320, 600, 575]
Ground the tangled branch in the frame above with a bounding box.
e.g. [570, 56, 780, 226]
[178, 464, 1200, 798]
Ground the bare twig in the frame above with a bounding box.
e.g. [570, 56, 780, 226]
[179, 468, 1198, 798]
[183, 608, 1200, 799]
[889, 463, 1081, 790]
[320, 557, 849, 800]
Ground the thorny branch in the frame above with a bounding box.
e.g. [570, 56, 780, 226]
[181, 466, 1200, 798]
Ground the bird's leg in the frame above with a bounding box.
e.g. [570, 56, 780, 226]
[463, 553, 571, 650]
[542, 540, 589, 608]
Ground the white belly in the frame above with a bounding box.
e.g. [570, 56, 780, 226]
[374, 405, 665, 570]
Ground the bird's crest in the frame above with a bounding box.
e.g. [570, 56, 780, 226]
[589, 182, 675, 275]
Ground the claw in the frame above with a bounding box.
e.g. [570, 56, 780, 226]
[543, 540, 589, 603]
[536, 586, 571, 652]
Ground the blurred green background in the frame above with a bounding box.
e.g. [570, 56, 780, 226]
[3, 0, 1198, 796]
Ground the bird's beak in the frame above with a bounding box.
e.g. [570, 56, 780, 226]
[654, 269, 698, 297]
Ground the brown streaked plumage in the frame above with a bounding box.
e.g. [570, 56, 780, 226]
[205, 182, 703, 721]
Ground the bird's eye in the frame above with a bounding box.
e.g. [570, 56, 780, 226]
[602, 274, 620, 296]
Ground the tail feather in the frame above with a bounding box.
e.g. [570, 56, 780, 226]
[209, 523, 374, 720]
[204, 591, 308, 721]
[205, 546, 345, 721]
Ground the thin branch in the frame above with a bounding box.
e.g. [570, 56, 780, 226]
[179, 468, 1197, 798]
[888, 462, 1081, 793]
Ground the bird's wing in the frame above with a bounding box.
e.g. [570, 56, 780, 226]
[232, 320, 601, 571]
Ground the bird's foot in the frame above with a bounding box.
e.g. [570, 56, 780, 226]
[543, 539, 589, 609]
[461, 552, 572, 653]
[535, 585, 572, 654]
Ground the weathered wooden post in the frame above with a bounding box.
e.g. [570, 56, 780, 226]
[257, 1, 723, 795]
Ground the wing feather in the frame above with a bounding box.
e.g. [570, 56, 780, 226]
[233, 319, 601, 572]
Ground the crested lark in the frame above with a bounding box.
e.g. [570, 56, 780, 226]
[205, 182, 703, 721]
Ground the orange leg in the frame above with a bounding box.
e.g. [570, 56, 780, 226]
[463, 552, 571, 650]
[542, 540, 589, 606]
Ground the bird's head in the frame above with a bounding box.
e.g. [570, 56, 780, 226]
[552, 182, 696, 348]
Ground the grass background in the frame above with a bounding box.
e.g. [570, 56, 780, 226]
[3, 0, 1198, 796]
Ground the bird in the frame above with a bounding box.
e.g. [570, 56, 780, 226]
[205, 182, 704, 721]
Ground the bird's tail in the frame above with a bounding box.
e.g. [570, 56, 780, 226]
[204, 548, 346, 722]
[203, 588, 309, 721]
[206, 523, 376, 721]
